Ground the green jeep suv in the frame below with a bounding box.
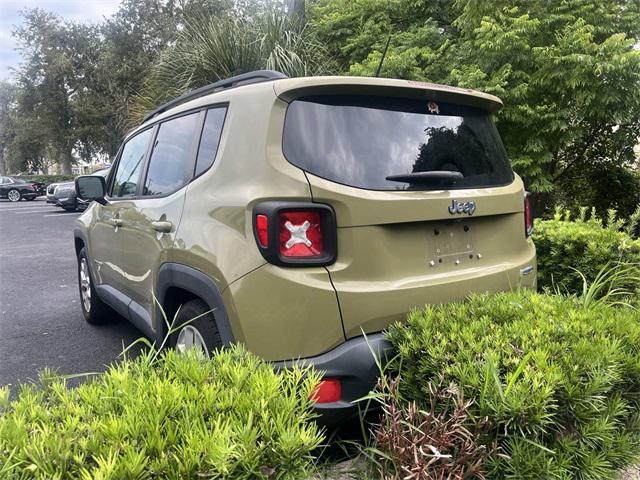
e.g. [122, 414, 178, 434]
[74, 71, 536, 425]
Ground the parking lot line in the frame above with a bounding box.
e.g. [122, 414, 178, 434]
[13, 209, 65, 214]
[0, 205, 50, 212]
[43, 212, 80, 217]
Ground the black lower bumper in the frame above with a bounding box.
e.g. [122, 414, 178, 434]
[275, 333, 393, 429]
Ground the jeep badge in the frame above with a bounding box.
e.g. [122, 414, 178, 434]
[448, 199, 476, 216]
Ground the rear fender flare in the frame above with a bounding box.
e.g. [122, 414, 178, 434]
[155, 263, 234, 347]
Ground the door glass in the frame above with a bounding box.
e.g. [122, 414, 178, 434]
[111, 129, 152, 198]
[195, 107, 227, 177]
[143, 112, 199, 196]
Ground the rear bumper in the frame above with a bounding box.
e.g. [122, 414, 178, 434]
[275, 333, 393, 429]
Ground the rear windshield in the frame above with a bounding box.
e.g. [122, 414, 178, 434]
[282, 95, 513, 191]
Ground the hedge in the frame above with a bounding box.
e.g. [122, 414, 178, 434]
[385, 291, 640, 479]
[18, 174, 76, 185]
[533, 207, 640, 297]
[0, 346, 323, 479]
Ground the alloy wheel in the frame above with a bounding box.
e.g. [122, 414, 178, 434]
[176, 325, 209, 357]
[7, 190, 20, 202]
[79, 258, 91, 312]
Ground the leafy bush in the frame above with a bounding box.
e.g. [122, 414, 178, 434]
[533, 207, 640, 296]
[386, 291, 640, 479]
[18, 174, 76, 185]
[0, 346, 323, 479]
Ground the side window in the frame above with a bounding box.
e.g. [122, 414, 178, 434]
[111, 129, 152, 198]
[143, 112, 200, 196]
[195, 107, 226, 177]
[0, 177, 8, 184]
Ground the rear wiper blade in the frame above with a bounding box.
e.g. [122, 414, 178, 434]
[385, 170, 464, 184]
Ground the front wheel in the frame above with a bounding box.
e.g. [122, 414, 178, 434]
[78, 247, 113, 324]
[169, 299, 222, 357]
[7, 189, 21, 202]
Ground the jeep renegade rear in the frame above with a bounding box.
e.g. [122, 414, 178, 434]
[74, 71, 536, 426]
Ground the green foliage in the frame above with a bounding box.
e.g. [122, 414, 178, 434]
[19, 174, 76, 185]
[129, 4, 333, 125]
[0, 346, 323, 479]
[533, 207, 640, 297]
[309, 0, 640, 211]
[386, 290, 640, 479]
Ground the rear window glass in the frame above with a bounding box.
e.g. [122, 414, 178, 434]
[282, 95, 513, 191]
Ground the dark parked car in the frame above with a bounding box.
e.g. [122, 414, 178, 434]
[48, 168, 110, 211]
[23, 179, 46, 196]
[0, 176, 39, 202]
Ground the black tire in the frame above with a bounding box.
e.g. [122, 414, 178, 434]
[169, 299, 222, 356]
[7, 189, 21, 202]
[77, 247, 113, 324]
[63, 199, 78, 212]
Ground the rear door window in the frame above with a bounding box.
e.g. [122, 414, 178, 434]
[283, 95, 513, 191]
[143, 112, 200, 196]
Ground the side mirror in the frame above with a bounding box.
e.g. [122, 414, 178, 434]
[75, 176, 107, 205]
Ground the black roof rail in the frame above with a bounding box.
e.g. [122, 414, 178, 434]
[142, 70, 288, 123]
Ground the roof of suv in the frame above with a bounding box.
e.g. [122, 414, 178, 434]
[131, 71, 503, 139]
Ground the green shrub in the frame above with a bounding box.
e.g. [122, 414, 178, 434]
[533, 207, 640, 296]
[0, 346, 323, 479]
[386, 291, 640, 479]
[17, 174, 76, 185]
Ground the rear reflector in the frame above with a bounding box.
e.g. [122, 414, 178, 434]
[256, 214, 269, 247]
[311, 378, 341, 404]
[524, 193, 533, 237]
[279, 210, 323, 257]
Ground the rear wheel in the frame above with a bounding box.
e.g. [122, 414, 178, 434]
[7, 189, 21, 202]
[169, 299, 222, 357]
[78, 247, 113, 324]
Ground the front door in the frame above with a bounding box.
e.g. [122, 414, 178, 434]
[92, 128, 153, 293]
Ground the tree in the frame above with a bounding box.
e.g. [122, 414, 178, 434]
[129, 2, 333, 125]
[309, 0, 640, 214]
[0, 82, 17, 175]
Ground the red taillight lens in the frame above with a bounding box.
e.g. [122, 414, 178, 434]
[311, 378, 341, 404]
[279, 211, 324, 257]
[524, 193, 533, 237]
[253, 202, 336, 266]
[256, 214, 269, 247]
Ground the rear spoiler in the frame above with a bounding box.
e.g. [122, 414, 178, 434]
[273, 76, 503, 113]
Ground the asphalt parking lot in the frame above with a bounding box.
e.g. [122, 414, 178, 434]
[0, 198, 140, 390]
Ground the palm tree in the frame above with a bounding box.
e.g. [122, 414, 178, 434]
[128, 5, 333, 126]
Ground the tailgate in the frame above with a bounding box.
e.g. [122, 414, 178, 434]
[308, 174, 535, 337]
[279, 87, 536, 337]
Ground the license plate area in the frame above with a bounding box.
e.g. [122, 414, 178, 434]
[432, 221, 475, 263]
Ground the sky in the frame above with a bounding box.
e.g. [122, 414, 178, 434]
[0, 0, 121, 80]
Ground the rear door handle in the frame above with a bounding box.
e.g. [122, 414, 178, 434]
[151, 220, 173, 233]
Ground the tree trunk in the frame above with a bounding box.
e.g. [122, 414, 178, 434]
[60, 149, 73, 174]
[0, 149, 6, 175]
[288, 0, 305, 22]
